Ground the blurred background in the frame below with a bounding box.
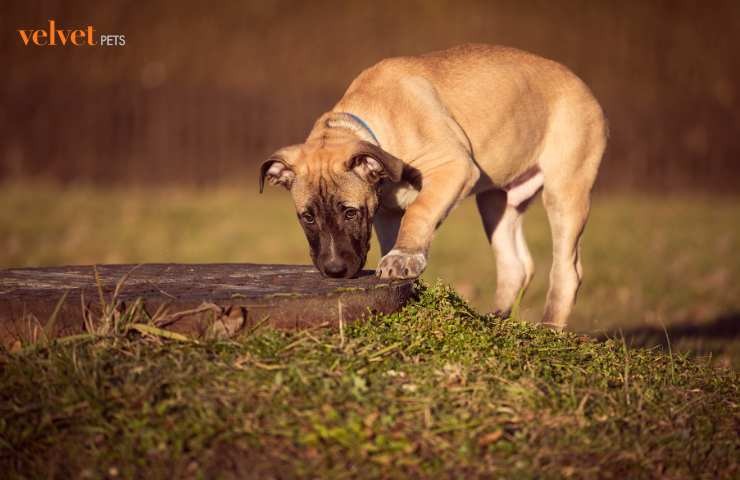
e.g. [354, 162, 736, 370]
[1, 0, 738, 365]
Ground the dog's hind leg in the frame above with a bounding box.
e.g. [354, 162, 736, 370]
[539, 124, 605, 330]
[536, 94, 606, 330]
[539, 134, 604, 330]
[476, 187, 538, 317]
[540, 184, 590, 330]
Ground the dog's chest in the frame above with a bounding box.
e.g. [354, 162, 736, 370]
[378, 181, 419, 212]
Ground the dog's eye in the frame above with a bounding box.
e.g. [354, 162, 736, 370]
[301, 212, 315, 224]
[344, 208, 358, 220]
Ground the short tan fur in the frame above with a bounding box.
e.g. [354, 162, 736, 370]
[261, 44, 607, 329]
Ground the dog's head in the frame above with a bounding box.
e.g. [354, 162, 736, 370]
[259, 137, 403, 278]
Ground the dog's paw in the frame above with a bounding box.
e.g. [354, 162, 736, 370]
[376, 249, 427, 279]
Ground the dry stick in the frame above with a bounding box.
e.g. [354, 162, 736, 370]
[338, 298, 345, 348]
[155, 302, 223, 328]
[129, 323, 195, 343]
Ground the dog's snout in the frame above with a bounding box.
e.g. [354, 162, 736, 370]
[323, 259, 349, 278]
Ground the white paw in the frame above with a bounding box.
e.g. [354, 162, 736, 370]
[376, 249, 427, 279]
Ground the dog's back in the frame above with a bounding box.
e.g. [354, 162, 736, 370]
[338, 44, 606, 189]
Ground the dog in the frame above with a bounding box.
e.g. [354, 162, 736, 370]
[259, 44, 606, 329]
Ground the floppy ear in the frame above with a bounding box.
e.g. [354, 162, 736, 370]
[348, 141, 404, 184]
[259, 146, 300, 192]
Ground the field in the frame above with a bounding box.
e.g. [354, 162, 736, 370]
[2, 182, 739, 365]
[1, 183, 739, 477]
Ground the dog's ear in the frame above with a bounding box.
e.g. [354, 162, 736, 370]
[259, 145, 300, 192]
[348, 141, 404, 184]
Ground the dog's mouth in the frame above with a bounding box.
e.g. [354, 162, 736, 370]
[306, 218, 373, 280]
[316, 255, 366, 279]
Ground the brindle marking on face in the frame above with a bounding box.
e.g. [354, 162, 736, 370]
[299, 173, 375, 278]
[297, 158, 377, 278]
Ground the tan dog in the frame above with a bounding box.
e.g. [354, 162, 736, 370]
[260, 44, 606, 329]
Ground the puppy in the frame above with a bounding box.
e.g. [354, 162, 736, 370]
[260, 44, 606, 329]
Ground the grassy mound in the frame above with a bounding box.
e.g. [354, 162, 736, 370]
[1, 283, 737, 478]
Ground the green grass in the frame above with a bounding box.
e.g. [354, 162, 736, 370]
[1, 283, 737, 478]
[2, 181, 739, 366]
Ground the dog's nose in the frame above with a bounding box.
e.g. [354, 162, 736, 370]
[323, 260, 348, 278]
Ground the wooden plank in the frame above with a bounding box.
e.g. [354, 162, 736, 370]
[0, 264, 415, 346]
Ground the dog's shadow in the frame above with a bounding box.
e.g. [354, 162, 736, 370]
[595, 311, 740, 361]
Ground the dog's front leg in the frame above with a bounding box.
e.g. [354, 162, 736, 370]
[377, 162, 478, 279]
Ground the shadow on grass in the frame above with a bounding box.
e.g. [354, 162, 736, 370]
[597, 311, 740, 365]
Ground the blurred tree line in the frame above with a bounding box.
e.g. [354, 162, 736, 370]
[1, 0, 738, 191]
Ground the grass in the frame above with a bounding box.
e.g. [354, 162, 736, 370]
[1, 283, 737, 478]
[2, 181, 739, 366]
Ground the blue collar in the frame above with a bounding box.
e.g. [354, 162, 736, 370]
[344, 112, 379, 145]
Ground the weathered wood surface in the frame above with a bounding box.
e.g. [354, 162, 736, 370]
[0, 264, 415, 346]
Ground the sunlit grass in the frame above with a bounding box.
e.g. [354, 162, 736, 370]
[1, 181, 739, 365]
[1, 284, 737, 478]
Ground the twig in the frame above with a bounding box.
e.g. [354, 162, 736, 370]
[128, 323, 195, 343]
[338, 298, 345, 348]
[155, 302, 223, 328]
